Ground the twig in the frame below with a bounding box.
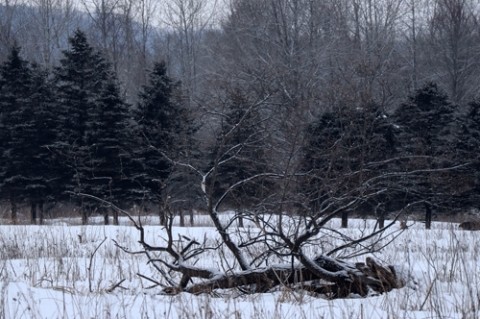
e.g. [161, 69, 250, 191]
[88, 237, 107, 293]
[106, 279, 127, 293]
[137, 273, 164, 289]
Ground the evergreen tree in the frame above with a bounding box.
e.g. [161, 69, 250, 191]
[0, 47, 57, 223]
[0, 46, 32, 222]
[135, 61, 192, 224]
[392, 82, 457, 228]
[82, 80, 135, 224]
[301, 102, 394, 227]
[208, 89, 271, 219]
[54, 30, 131, 224]
[456, 100, 480, 210]
[22, 64, 58, 224]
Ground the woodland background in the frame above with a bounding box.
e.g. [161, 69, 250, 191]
[0, 0, 479, 228]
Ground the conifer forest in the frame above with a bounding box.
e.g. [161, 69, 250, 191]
[0, 0, 479, 229]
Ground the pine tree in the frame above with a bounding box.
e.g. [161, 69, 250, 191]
[456, 100, 480, 210]
[135, 61, 192, 224]
[0, 46, 32, 222]
[54, 30, 131, 224]
[0, 47, 57, 223]
[301, 102, 395, 228]
[81, 80, 134, 224]
[22, 64, 58, 224]
[392, 82, 457, 228]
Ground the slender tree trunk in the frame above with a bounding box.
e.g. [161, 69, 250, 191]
[81, 210, 88, 225]
[189, 208, 194, 226]
[10, 196, 17, 224]
[341, 211, 348, 228]
[425, 202, 432, 229]
[159, 205, 167, 226]
[378, 215, 385, 229]
[38, 201, 44, 225]
[179, 210, 185, 227]
[377, 205, 385, 229]
[104, 209, 109, 225]
[237, 209, 245, 228]
[30, 202, 37, 225]
[113, 208, 119, 225]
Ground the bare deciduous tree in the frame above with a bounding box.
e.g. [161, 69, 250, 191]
[427, 0, 479, 104]
[104, 94, 412, 299]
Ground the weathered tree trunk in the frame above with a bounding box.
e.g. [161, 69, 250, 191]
[30, 202, 37, 224]
[425, 202, 432, 229]
[179, 210, 185, 227]
[341, 211, 348, 228]
[165, 256, 405, 299]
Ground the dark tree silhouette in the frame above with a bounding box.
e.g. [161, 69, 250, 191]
[392, 82, 457, 228]
[135, 61, 193, 225]
[0, 47, 57, 224]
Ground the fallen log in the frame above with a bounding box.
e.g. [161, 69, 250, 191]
[163, 256, 405, 299]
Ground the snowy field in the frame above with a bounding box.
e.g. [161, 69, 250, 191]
[0, 215, 478, 319]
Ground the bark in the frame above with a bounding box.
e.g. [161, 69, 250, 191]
[238, 215, 244, 228]
[165, 256, 404, 299]
[378, 216, 385, 229]
[104, 210, 109, 225]
[424, 202, 432, 229]
[31, 202, 37, 224]
[159, 206, 167, 226]
[179, 210, 185, 227]
[377, 205, 386, 229]
[189, 208, 194, 226]
[10, 196, 17, 224]
[113, 208, 119, 225]
[341, 211, 348, 228]
[81, 210, 88, 225]
[38, 201, 44, 225]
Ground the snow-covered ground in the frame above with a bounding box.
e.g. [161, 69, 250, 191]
[0, 215, 478, 318]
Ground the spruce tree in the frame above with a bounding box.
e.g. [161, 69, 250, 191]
[456, 100, 480, 210]
[83, 80, 135, 224]
[0, 46, 32, 222]
[54, 30, 131, 224]
[208, 89, 271, 222]
[301, 102, 395, 228]
[135, 61, 192, 224]
[392, 82, 457, 228]
[0, 47, 57, 223]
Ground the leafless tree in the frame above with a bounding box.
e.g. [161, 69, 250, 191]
[24, 0, 78, 68]
[0, 0, 23, 59]
[163, 0, 219, 108]
[103, 93, 413, 299]
[426, 0, 479, 104]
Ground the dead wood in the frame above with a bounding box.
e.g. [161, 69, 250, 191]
[164, 256, 404, 299]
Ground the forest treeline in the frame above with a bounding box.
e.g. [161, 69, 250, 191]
[0, 0, 480, 226]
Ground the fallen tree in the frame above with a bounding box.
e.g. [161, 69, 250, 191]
[164, 255, 404, 298]
[98, 95, 416, 299]
[100, 156, 411, 299]
[108, 194, 408, 299]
